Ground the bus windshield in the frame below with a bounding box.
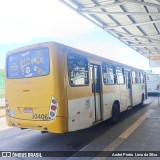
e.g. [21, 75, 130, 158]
[7, 48, 50, 79]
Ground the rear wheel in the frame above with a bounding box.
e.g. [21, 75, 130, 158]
[111, 103, 120, 123]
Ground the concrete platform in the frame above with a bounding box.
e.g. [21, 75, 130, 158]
[0, 96, 160, 160]
[68, 97, 160, 159]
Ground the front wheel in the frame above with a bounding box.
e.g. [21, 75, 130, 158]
[111, 103, 120, 123]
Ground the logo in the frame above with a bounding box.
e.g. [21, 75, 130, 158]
[2, 152, 11, 157]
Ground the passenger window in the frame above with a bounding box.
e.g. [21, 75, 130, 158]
[143, 74, 145, 83]
[103, 64, 116, 85]
[136, 72, 140, 83]
[116, 67, 125, 84]
[138, 72, 142, 83]
[141, 73, 144, 83]
[67, 53, 89, 86]
[132, 71, 136, 83]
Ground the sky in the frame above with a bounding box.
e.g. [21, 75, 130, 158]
[0, 0, 158, 72]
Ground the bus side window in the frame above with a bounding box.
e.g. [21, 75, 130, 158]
[136, 72, 141, 84]
[67, 54, 89, 86]
[143, 74, 146, 83]
[139, 73, 143, 83]
[102, 64, 115, 85]
[141, 73, 144, 83]
[132, 71, 136, 84]
[138, 73, 141, 83]
[116, 67, 125, 84]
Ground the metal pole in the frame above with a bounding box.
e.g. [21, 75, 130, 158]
[158, 89, 160, 107]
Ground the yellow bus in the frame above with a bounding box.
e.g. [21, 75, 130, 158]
[5, 42, 147, 133]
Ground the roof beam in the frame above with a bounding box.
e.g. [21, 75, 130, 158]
[124, 39, 156, 43]
[80, 0, 160, 10]
[140, 49, 160, 53]
[130, 43, 160, 47]
[81, 11, 160, 16]
[111, 30, 160, 41]
[127, 0, 160, 9]
[104, 19, 160, 30]
[80, 0, 128, 10]
[61, 0, 160, 59]
[120, 37, 160, 42]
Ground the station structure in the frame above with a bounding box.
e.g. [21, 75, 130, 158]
[61, 0, 160, 67]
[1, 1, 160, 158]
[58, 0, 160, 157]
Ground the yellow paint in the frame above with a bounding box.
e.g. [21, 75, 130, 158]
[67, 86, 92, 100]
[5, 42, 68, 133]
[5, 42, 146, 133]
[103, 85, 119, 94]
[7, 115, 67, 133]
[119, 109, 154, 139]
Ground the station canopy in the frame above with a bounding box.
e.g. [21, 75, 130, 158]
[61, 0, 160, 61]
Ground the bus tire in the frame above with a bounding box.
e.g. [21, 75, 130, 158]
[111, 102, 120, 123]
[140, 94, 144, 106]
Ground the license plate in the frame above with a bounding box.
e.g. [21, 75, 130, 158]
[23, 107, 33, 113]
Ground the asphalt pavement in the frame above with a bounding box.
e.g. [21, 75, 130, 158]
[0, 96, 159, 160]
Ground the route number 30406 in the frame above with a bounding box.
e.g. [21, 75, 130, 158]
[32, 114, 48, 120]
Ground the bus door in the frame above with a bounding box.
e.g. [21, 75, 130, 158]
[90, 64, 102, 122]
[126, 70, 132, 107]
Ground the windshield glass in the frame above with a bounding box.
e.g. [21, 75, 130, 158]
[7, 48, 50, 79]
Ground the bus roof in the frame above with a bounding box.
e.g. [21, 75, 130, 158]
[6, 41, 145, 73]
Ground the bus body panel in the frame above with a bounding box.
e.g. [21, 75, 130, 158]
[68, 96, 94, 132]
[6, 42, 68, 133]
[119, 84, 128, 112]
[5, 41, 147, 133]
[7, 115, 67, 133]
[147, 74, 160, 94]
[66, 54, 101, 131]
[132, 83, 145, 106]
[102, 85, 120, 120]
[6, 75, 53, 120]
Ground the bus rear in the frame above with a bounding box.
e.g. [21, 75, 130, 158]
[147, 74, 160, 94]
[5, 42, 67, 133]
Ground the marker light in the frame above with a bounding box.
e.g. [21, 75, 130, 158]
[48, 96, 58, 120]
[50, 111, 55, 117]
[51, 105, 57, 110]
[52, 99, 57, 104]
